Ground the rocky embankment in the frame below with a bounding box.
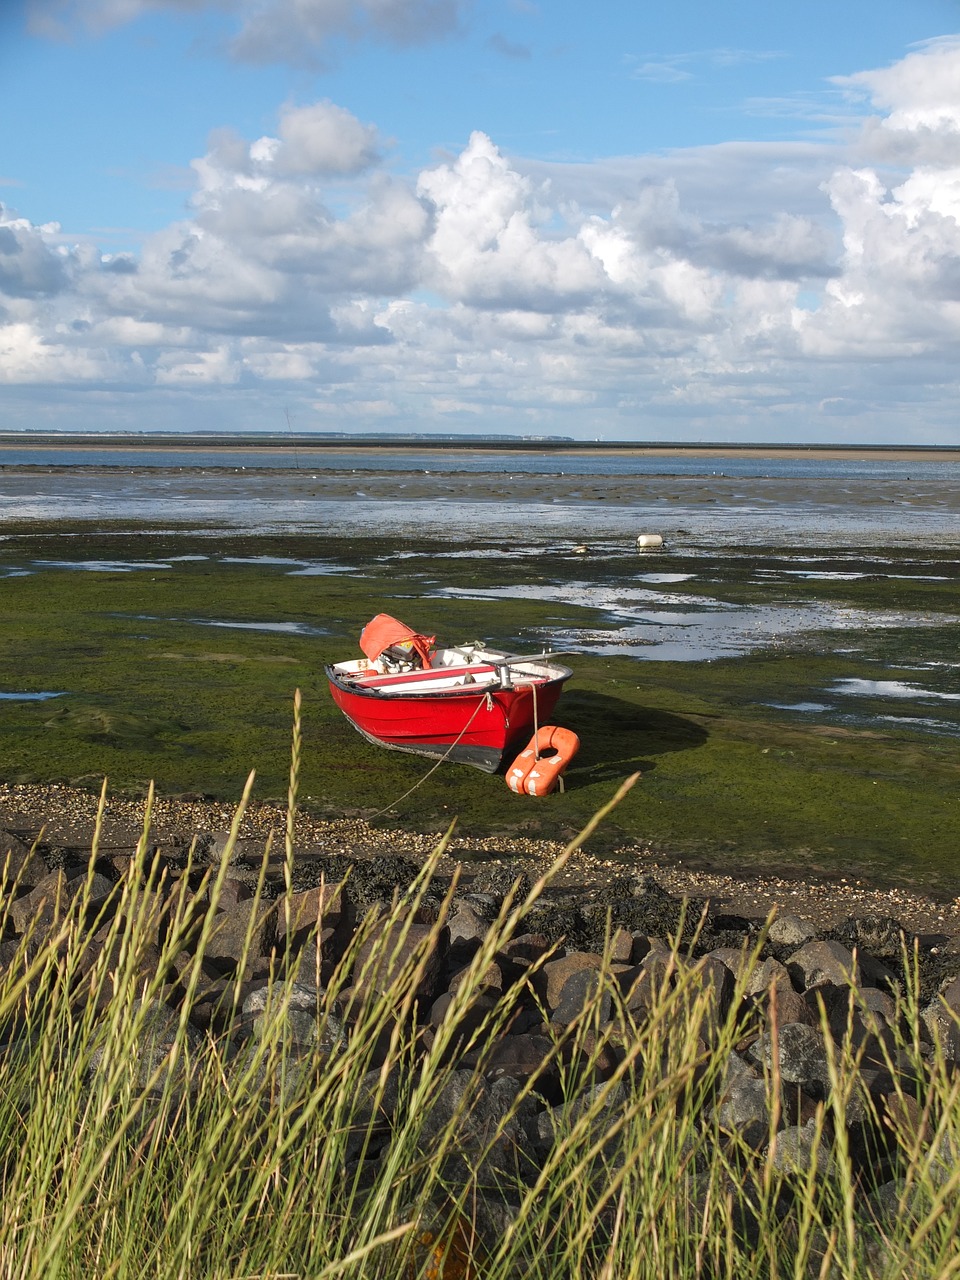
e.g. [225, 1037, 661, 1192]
[4, 807, 960, 1264]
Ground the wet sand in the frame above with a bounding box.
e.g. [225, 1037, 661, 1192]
[3, 464, 959, 510]
[1, 435, 958, 464]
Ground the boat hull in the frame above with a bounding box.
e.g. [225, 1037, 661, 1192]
[325, 665, 571, 773]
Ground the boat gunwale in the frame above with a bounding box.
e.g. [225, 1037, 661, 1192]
[324, 661, 573, 702]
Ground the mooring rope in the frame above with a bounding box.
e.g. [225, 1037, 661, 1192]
[367, 692, 493, 818]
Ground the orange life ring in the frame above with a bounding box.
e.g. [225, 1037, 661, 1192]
[506, 725, 580, 796]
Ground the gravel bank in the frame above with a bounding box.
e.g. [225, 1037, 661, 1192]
[3, 781, 959, 940]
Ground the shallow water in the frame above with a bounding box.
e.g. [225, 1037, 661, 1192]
[2, 464, 960, 550]
[0, 691, 64, 701]
[438, 581, 960, 664]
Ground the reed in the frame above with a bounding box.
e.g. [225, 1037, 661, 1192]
[0, 722, 957, 1277]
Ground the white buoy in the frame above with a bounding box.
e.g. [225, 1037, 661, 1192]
[636, 533, 664, 551]
[572, 545, 588, 554]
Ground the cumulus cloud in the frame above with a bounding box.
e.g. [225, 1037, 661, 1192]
[3, 39, 960, 439]
[271, 101, 381, 175]
[417, 132, 603, 309]
[835, 36, 960, 165]
[0, 208, 74, 298]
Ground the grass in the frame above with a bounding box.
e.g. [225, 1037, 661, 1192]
[1, 717, 960, 1278]
[0, 525, 958, 890]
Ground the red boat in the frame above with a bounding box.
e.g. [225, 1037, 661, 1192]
[325, 614, 573, 773]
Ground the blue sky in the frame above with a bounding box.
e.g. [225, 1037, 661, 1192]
[2, 0, 960, 441]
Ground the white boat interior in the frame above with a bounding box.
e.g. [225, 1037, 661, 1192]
[330, 645, 567, 696]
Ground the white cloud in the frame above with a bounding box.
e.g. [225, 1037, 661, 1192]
[416, 132, 602, 308]
[271, 101, 381, 175]
[3, 40, 960, 439]
[0, 209, 74, 298]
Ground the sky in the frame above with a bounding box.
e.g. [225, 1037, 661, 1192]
[2, 1, 960, 443]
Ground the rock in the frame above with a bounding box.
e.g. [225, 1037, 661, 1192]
[499, 932, 551, 963]
[530, 1080, 628, 1166]
[761, 983, 819, 1029]
[716, 1052, 769, 1132]
[0, 831, 44, 891]
[448, 959, 505, 996]
[11, 869, 115, 936]
[242, 980, 346, 1054]
[615, 965, 659, 1019]
[553, 967, 612, 1026]
[921, 987, 960, 1062]
[277, 881, 346, 951]
[446, 899, 489, 946]
[768, 1121, 834, 1178]
[429, 990, 500, 1052]
[78, 924, 165, 1011]
[685, 956, 734, 1044]
[89, 997, 201, 1090]
[787, 940, 860, 991]
[217, 878, 254, 911]
[706, 946, 752, 981]
[207, 832, 266, 867]
[941, 971, 960, 1011]
[749, 1022, 831, 1091]
[539, 951, 603, 1012]
[484, 1033, 559, 1095]
[352, 918, 449, 1005]
[207, 898, 277, 973]
[768, 913, 816, 948]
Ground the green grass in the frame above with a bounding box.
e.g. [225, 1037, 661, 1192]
[0, 526, 958, 892]
[1, 756, 959, 1278]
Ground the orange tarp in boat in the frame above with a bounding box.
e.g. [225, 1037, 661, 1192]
[360, 614, 436, 668]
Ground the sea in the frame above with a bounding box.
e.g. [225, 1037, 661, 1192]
[1, 438, 959, 549]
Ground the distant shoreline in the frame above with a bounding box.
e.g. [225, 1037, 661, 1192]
[0, 433, 957, 463]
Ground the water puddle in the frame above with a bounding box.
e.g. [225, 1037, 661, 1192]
[221, 555, 353, 576]
[765, 702, 834, 713]
[114, 613, 327, 637]
[187, 618, 327, 636]
[0, 691, 65, 701]
[286, 564, 355, 577]
[222, 556, 305, 566]
[439, 582, 958, 662]
[36, 559, 172, 573]
[877, 715, 960, 737]
[774, 569, 951, 582]
[635, 573, 696, 583]
[829, 678, 960, 703]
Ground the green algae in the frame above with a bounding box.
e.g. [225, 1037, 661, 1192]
[0, 523, 957, 893]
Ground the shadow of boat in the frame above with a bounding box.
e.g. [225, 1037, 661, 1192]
[552, 690, 709, 784]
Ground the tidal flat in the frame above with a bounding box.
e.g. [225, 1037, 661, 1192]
[0, 521, 957, 893]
